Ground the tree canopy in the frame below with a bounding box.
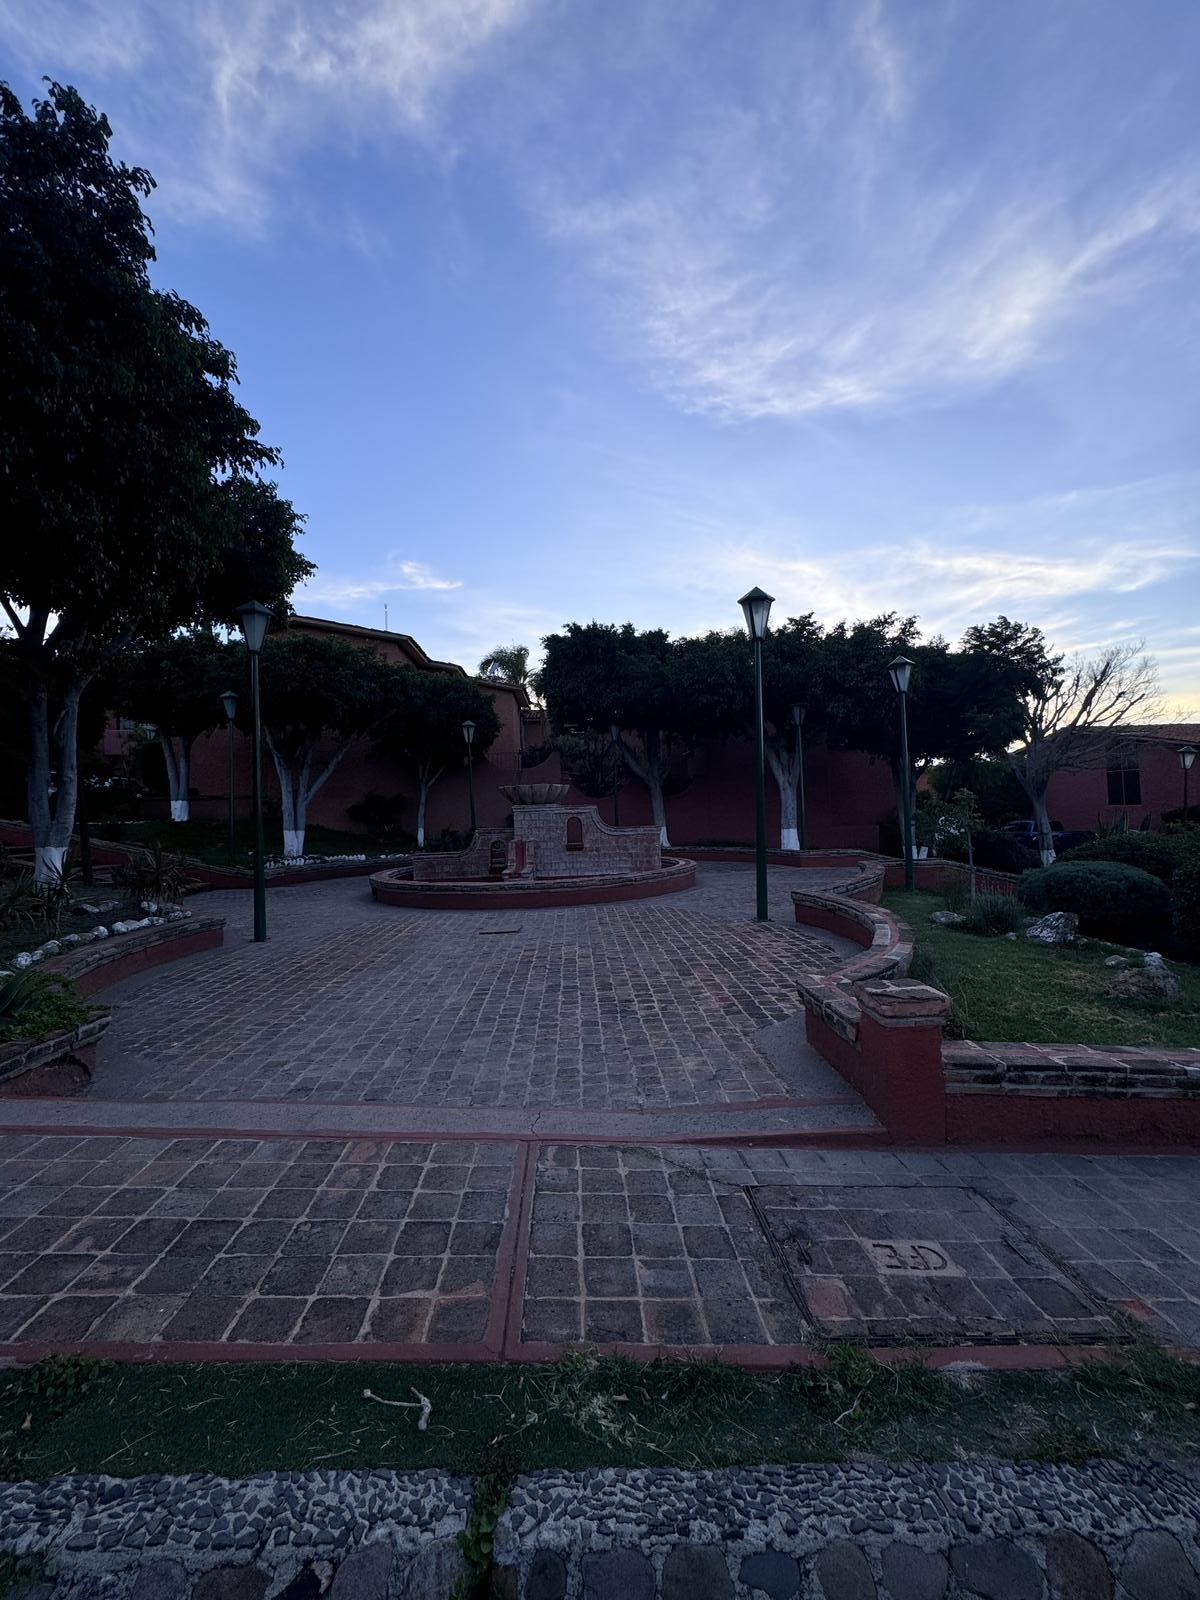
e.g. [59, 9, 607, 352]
[0, 81, 309, 876]
[373, 672, 500, 847]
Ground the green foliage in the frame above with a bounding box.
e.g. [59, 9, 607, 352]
[1058, 831, 1185, 884]
[478, 644, 532, 690]
[960, 893, 1025, 937]
[0, 970, 91, 1044]
[1018, 860, 1171, 941]
[345, 792, 411, 844]
[0, 1551, 51, 1599]
[113, 840, 187, 907]
[0, 872, 44, 932]
[107, 631, 242, 749]
[453, 1471, 512, 1600]
[1171, 861, 1200, 957]
[939, 872, 969, 913]
[23, 1354, 110, 1410]
[929, 755, 1028, 825]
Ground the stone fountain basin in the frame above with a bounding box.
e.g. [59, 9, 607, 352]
[499, 782, 571, 806]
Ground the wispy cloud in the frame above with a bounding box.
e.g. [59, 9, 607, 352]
[298, 557, 462, 608]
[0, 0, 538, 225]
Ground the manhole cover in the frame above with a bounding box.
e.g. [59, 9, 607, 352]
[751, 1183, 1118, 1345]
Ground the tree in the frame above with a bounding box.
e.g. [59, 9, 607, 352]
[0, 82, 303, 882]
[538, 623, 698, 846]
[961, 618, 1160, 864]
[374, 673, 500, 847]
[257, 633, 399, 858]
[108, 631, 241, 822]
[478, 643, 536, 751]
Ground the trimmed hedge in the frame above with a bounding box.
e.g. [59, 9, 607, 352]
[1018, 860, 1170, 942]
[1057, 831, 1185, 884]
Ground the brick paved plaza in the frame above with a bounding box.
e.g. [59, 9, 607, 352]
[2, 866, 1199, 1358]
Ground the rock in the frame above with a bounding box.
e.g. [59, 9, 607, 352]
[949, 1540, 1040, 1600]
[1145, 950, 1168, 967]
[1025, 911, 1078, 946]
[489, 1565, 518, 1600]
[37, 940, 62, 957]
[1107, 963, 1181, 1002]
[15, 951, 36, 967]
[1103, 954, 1131, 968]
[331, 1544, 393, 1600]
[91, 926, 109, 940]
[1119, 1530, 1200, 1599]
[663, 1545, 732, 1600]
[740, 1552, 800, 1600]
[1004, 932, 1018, 939]
[814, 1542, 875, 1600]
[111, 921, 130, 935]
[582, 1550, 655, 1600]
[61, 934, 82, 947]
[526, 1551, 568, 1600]
[880, 1544, 948, 1600]
[397, 1540, 468, 1600]
[130, 1560, 190, 1600]
[930, 911, 966, 927]
[192, 1566, 270, 1600]
[1045, 1530, 1112, 1599]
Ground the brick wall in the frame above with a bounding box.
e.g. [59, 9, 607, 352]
[510, 805, 661, 878]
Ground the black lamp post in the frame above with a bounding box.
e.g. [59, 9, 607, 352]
[739, 586, 775, 922]
[610, 721, 622, 827]
[235, 602, 272, 942]
[462, 720, 477, 836]
[1181, 745, 1197, 825]
[220, 689, 238, 854]
[791, 702, 807, 851]
[888, 655, 915, 891]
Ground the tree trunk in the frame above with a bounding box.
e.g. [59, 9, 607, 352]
[1031, 788, 1056, 866]
[267, 742, 305, 859]
[160, 733, 191, 822]
[27, 673, 85, 886]
[622, 730, 670, 847]
[765, 740, 800, 851]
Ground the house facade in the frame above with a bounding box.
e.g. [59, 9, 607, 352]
[1043, 724, 1199, 832]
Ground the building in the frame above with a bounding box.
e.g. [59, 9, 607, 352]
[174, 614, 897, 851]
[1042, 724, 1200, 832]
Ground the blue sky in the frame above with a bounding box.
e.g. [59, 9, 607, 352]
[4, 0, 1199, 702]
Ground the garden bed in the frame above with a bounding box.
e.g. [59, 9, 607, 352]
[883, 888, 1200, 1050]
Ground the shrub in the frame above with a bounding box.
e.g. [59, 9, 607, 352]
[1018, 861, 1170, 942]
[1058, 832, 1183, 885]
[962, 893, 1026, 937]
[939, 826, 1038, 875]
[0, 969, 91, 1044]
[1172, 862, 1200, 958]
[346, 791, 410, 843]
[939, 872, 969, 912]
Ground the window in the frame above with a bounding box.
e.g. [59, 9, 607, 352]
[1106, 760, 1141, 806]
[565, 815, 584, 851]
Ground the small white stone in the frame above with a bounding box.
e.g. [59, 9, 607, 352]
[13, 952, 34, 969]
[37, 940, 62, 957]
[61, 934, 83, 947]
[92, 926, 109, 940]
[1144, 951, 1166, 968]
[28, 949, 43, 963]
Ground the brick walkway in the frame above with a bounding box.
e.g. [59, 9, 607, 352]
[2, 866, 1198, 1362]
[91, 868, 852, 1110]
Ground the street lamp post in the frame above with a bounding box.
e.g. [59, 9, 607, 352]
[888, 656, 916, 892]
[220, 689, 238, 854]
[739, 586, 775, 922]
[610, 722, 622, 827]
[791, 702, 807, 851]
[1181, 745, 1197, 825]
[235, 603, 272, 943]
[462, 720, 477, 836]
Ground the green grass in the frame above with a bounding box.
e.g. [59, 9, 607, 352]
[2, 1345, 1199, 1481]
[92, 818, 411, 870]
[884, 887, 1200, 1047]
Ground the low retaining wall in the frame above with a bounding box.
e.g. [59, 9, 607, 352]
[370, 858, 696, 910]
[792, 885, 1200, 1148]
[945, 1040, 1200, 1145]
[0, 1016, 110, 1091]
[42, 917, 226, 998]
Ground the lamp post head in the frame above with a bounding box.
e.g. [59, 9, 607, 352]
[791, 702, 805, 728]
[887, 655, 915, 696]
[220, 689, 239, 722]
[461, 719, 476, 747]
[738, 586, 775, 642]
[1181, 744, 1198, 773]
[235, 601, 272, 656]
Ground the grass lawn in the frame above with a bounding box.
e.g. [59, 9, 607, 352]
[883, 888, 1200, 1048]
[2, 1345, 1199, 1481]
[91, 817, 410, 869]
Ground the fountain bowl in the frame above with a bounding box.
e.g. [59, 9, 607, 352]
[499, 782, 571, 806]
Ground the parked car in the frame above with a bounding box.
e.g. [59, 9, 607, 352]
[1002, 820, 1095, 854]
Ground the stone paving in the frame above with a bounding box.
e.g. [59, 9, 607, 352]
[3, 1460, 1200, 1598]
[3, 1134, 1199, 1354]
[89, 868, 851, 1110]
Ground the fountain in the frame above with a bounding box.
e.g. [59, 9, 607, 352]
[369, 784, 695, 909]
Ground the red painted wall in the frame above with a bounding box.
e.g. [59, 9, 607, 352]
[1044, 734, 1198, 831]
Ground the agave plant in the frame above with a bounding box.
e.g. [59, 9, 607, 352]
[0, 871, 45, 933]
[116, 840, 187, 909]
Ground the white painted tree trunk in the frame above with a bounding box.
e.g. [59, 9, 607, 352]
[266, 734, 357, 860]
[159, 734, 191, 822]
[35, 845, 66, 884]
[621, 731, 670, 848]
[416, 780, 428, 849]
[283, 830, 304, 857]
[765, 739, 801, 852]
[1032, 791, 1056, 865]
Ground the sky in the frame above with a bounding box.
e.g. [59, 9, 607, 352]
[3, 0, 1199, 705]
